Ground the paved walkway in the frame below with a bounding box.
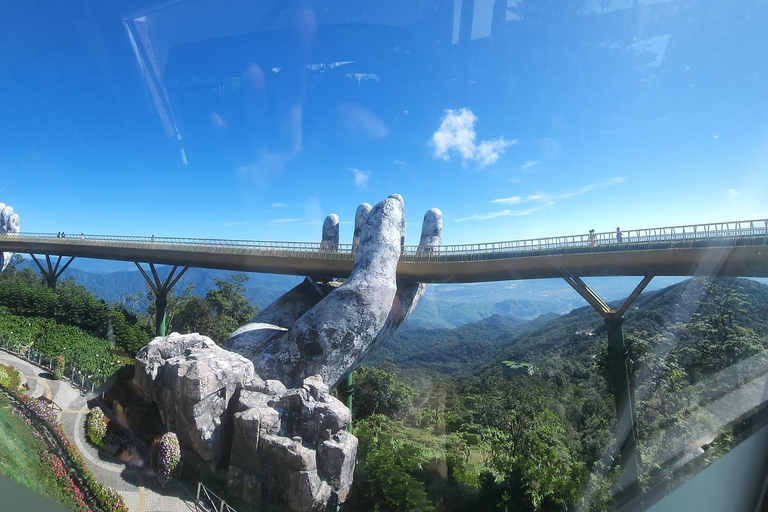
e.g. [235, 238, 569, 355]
[0, 350, 197, 512]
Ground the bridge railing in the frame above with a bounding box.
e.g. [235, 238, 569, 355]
[400, 219, 768, 261]
[5, 219, 768, 263]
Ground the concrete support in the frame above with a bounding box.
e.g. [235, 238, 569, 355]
[338, 374, 354, 432]
[563, 274, 653, 495]
[605, 316, 640, 491]
[134, 262, 189, 336]
[29, 254, 74, 289]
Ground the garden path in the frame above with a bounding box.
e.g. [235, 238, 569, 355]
[0, 350, 197, 512]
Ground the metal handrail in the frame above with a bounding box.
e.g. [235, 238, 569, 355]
[195, 482, 236, 512]
[2, 218, 767, 264]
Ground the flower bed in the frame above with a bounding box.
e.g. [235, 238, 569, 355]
[151, 432, 181, 486]
[0, 367, 128, 512]
[42, 453, 91, 512]
[86, 407, 108, 447]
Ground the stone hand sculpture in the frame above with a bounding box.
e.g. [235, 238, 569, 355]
[225, 195, 442, 389]
[0, 202, 20, 272]
[134, 195, 441, 511]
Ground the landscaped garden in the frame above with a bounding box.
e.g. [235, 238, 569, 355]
[0, 362, 128, 512]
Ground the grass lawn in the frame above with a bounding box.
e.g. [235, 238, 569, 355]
[0, 390, 67, 507]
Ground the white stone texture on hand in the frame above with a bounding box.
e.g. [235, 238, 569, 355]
[0, 202, 20, 272]
[224, 195, 442, 389]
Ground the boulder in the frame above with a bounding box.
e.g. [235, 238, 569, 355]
[228, 374, 355, 511]
[133, 332, 258, 464]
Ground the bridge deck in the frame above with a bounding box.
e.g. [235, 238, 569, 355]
[1, 219, 767, 283]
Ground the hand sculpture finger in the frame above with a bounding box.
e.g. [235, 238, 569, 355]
[0, 202, 20, 272]
[225, 196, 442, 389]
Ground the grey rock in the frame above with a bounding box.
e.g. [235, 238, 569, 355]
[228, 374, 355, 511]
[319, 430, 358, 503]
[0, 203, 20, 272]
[133, 332, 257, 464]
[137, 335, 356, 511]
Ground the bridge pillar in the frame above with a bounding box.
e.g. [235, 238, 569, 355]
[134, 262, 189, 337]
[30, 254, 75, 289]
[605, 315, 639, 491]
[155, 291, 168, 337]
[563, 274, 653, 496]
[337, 374, 354, 432]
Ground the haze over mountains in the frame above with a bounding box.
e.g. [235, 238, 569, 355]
[16, 256, 704, 328]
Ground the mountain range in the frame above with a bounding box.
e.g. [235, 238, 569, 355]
[15, 256, 765, 329]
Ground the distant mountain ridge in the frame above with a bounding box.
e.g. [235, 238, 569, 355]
[15, 256, 767, 330]
[376, 277, 768, 379]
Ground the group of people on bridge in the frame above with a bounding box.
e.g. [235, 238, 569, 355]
[588, 227, 623, 247]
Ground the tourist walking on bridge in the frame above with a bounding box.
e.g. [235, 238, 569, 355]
[616, 227, 622, 243]
[589, 229, 597, 247]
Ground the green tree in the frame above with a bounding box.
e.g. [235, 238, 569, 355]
[205, 274, 256, 325]
[353, 366, 416, 421]
[349, 415, 433, 512]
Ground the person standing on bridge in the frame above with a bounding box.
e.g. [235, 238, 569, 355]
[589, 229, 597, 247]
[616, 227, 622, 243]
[151, 234, 155, 242]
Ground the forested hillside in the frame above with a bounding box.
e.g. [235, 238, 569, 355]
[352, 277, 768, 511]
[3, 259, 768, 511]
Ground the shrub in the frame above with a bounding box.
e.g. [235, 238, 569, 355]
[151, 432, 181, 486]
[0, 362, 22, 391]
[53, 354, 65, 380]
[86, 407, 108, 447]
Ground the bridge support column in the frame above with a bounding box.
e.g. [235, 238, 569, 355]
[135, 263, 189, 337]
[563, 274, 653, 495]
[337, 374, 354, 432]
[30, 254, 75, 289]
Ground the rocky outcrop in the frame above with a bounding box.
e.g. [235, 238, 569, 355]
[0, 202, 20, 272]
[228, 375, 357, 511]
[134, 333, 355, 511]
[134, 333, 258, 464]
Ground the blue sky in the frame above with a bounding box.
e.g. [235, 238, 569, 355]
[1, 0, 766, 246]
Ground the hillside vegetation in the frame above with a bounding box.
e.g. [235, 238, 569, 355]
[3, 258, 768, 510]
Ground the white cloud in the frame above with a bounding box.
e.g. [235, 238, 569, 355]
[455, 208, 538, 222]
[350, 168, 371, 189]
[727, 189, 739, 200]
[269, 218, 303, 224]
[520, 160, 539, 172]
[560, 177, 624, 198]
[492, 194, 546, 205]
[431, 108, 515, 168]
[476, 138, 516, 167]
[271, 203, 287, 208]
[488, 178, 623, 212]
[222, 220, 250, 227]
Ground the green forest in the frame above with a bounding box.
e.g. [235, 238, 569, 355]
[2, 255, 768, 510]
